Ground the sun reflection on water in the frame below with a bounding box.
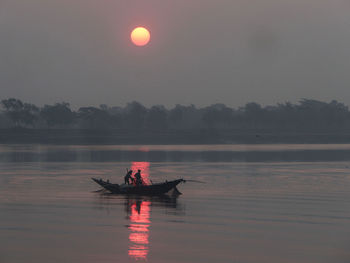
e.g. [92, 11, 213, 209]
[127, 199, 151, 260]
[128, 162, 151, 260]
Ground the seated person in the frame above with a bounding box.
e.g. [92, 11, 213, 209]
[134, 169, 143, 186]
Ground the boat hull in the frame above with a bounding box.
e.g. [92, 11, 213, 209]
[92, 178, 184, 195]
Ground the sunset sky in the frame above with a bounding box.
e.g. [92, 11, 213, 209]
[1, 0, 350, 107]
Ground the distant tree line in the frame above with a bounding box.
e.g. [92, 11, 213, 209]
[1, 98, 350, 131]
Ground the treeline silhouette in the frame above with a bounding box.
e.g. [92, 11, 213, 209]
[1, 98, 350, 131]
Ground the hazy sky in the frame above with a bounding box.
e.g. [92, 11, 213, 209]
[1, 0, 350, 108]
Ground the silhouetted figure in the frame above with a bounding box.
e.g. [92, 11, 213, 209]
[124, 169, 133, 185]
[134, 169, 142, 186]
[135, 200, 142, 214]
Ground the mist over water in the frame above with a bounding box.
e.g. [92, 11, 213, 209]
[3, 144, 350, 163]
[1, 144, 350, 262]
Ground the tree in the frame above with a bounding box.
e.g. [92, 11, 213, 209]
[243, 102, 264, 128]
[168, 104, 199, 129]
[202, 104, 233, 129]
[123, 101, 147, 129]
[145, 105, 168, 129]
[22, 103, 39, 127]
[1, 98, 24, 127]
[40, 103, 75, 128]
[78, 107, 113, 129]
[168, 104, 184, 126]
[1, 98, 39, 127]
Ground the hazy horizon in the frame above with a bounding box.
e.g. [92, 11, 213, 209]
[1, 0, 350, 108]
[1, 97, 348, 110]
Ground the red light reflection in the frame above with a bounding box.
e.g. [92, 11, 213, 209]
[128, 162, 151, 260]
[131, 162, 150, 185]
[128, 200, 151, 260]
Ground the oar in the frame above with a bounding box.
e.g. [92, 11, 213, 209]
[93, 189, 107, 193]
[184, 179, 206, 184]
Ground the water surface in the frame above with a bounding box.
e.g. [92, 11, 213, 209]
[1, 144, 350, 263]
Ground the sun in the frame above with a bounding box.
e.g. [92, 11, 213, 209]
[131, 27, 150, 46]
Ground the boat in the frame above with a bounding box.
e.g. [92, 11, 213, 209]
[92, 178, 185, 195]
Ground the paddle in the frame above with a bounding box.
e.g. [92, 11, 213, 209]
[93, 189, 107, 193]
[184, 179, 206, 184]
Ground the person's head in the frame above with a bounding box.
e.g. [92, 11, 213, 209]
[138, 169, 141, 172]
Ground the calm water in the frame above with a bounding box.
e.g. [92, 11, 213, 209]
[1, 144, 350, 263]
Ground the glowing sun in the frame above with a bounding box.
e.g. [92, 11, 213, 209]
[131, 27, 150, 46]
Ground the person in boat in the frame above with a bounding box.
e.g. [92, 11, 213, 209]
[124, 169, 133, 185]
[134, 169, 143, 186]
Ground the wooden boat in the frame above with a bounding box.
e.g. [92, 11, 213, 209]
[92, 178, 185, 195]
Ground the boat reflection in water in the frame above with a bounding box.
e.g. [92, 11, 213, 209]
[127, 162, 151, 260]
[126, 199, 151, 260]
[124, 195, 181, 261]
[124, 161, 181, 260]
[95, 161, 182, 261]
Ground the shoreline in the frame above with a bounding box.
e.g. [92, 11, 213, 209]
[1, 128, 350, 145]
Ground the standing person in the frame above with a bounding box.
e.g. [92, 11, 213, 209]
[134, 169, 143, 186]
[124, 169, 133, 185]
